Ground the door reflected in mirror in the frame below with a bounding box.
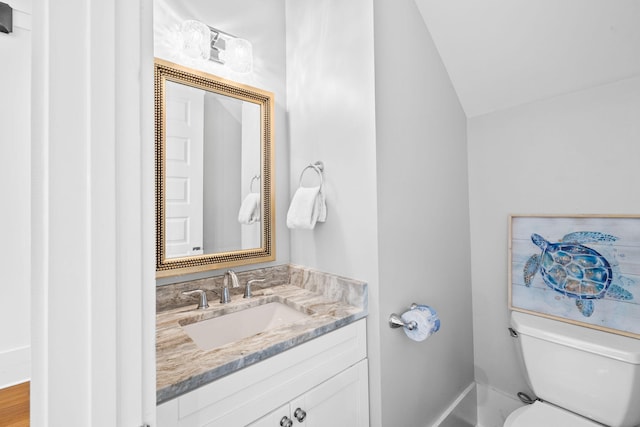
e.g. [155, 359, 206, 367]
[164, 81, 261, 257]
[155, 59, 275, 277]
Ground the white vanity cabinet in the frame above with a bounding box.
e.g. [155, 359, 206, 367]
[248, 359, 369, 427]
[157, 319, 368, 427]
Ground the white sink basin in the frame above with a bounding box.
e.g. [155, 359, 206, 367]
[182, 302, 310, 351]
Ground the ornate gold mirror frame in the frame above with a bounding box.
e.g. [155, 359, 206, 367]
[155, 59, 275, 277]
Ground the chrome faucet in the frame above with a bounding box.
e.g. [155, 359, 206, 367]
[182, 289, 209, 310]
[220, 270, 240, 303]
[243, 278, 266, 299]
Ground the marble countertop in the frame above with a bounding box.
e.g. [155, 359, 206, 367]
[156, 265, 367, 404]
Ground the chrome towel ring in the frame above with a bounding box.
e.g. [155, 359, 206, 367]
[299, 161, 324, 188]
[249, 175, 260, 193]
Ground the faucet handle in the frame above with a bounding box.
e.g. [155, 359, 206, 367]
[244, 278, 266, 299]
[182, 289, 209, 310]
[219, 286, 231, 304]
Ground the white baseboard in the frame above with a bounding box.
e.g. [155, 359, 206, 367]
[433, 382, 477, 427]
[0, 346, 31, 388]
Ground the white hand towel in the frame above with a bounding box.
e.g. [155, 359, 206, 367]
[238, 193, 260, 224]
[286, 186, 327, 229]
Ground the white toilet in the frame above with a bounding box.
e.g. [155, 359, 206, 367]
[505, 311, 640, 427]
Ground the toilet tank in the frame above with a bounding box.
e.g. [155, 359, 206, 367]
[511, 311, 640, 427]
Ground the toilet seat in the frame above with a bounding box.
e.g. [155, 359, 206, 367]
[504, 401, 603, 427]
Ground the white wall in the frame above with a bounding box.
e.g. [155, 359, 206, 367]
[285, 0, 379, 281]
[203, 95, 242, 252]
[373, 0, 475, 426]
[468, 76, 640, 427]
[285, 0, 382, 423]
[0, 0, 31, 388]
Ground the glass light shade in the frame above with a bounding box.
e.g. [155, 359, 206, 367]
[224, 38, 253, 73]
[180, 20, 211, 60]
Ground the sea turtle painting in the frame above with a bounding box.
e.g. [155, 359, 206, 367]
[523, 231, 634, 317]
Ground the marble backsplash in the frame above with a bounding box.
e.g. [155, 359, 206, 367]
[289, 265, 368, 311]
[156, 264, 367, 313]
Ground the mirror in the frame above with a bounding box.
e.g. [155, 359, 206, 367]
[155, 58, 275, 277]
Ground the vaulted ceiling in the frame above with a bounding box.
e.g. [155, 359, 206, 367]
[415, 0, 640, 117]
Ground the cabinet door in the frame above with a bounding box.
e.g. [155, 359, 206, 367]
[290, 359, 369, 427]
[156, 399, 179, 427]
[247, 403, 292, 427]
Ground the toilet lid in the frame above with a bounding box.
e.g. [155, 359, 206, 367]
[504, 401, 602, 427]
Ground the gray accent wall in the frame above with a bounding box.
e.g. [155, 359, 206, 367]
[373, 0, 475, 425]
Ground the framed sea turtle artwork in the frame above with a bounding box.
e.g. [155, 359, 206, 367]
[509, 214, 640, 339]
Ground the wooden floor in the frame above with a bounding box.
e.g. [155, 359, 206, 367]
[0, 382, 29, 427]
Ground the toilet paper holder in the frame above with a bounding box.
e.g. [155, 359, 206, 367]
[389, 303, 420, 330]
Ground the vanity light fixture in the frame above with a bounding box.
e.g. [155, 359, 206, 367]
[0, 2, 12, 34]
[179, 20, 253, 74]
